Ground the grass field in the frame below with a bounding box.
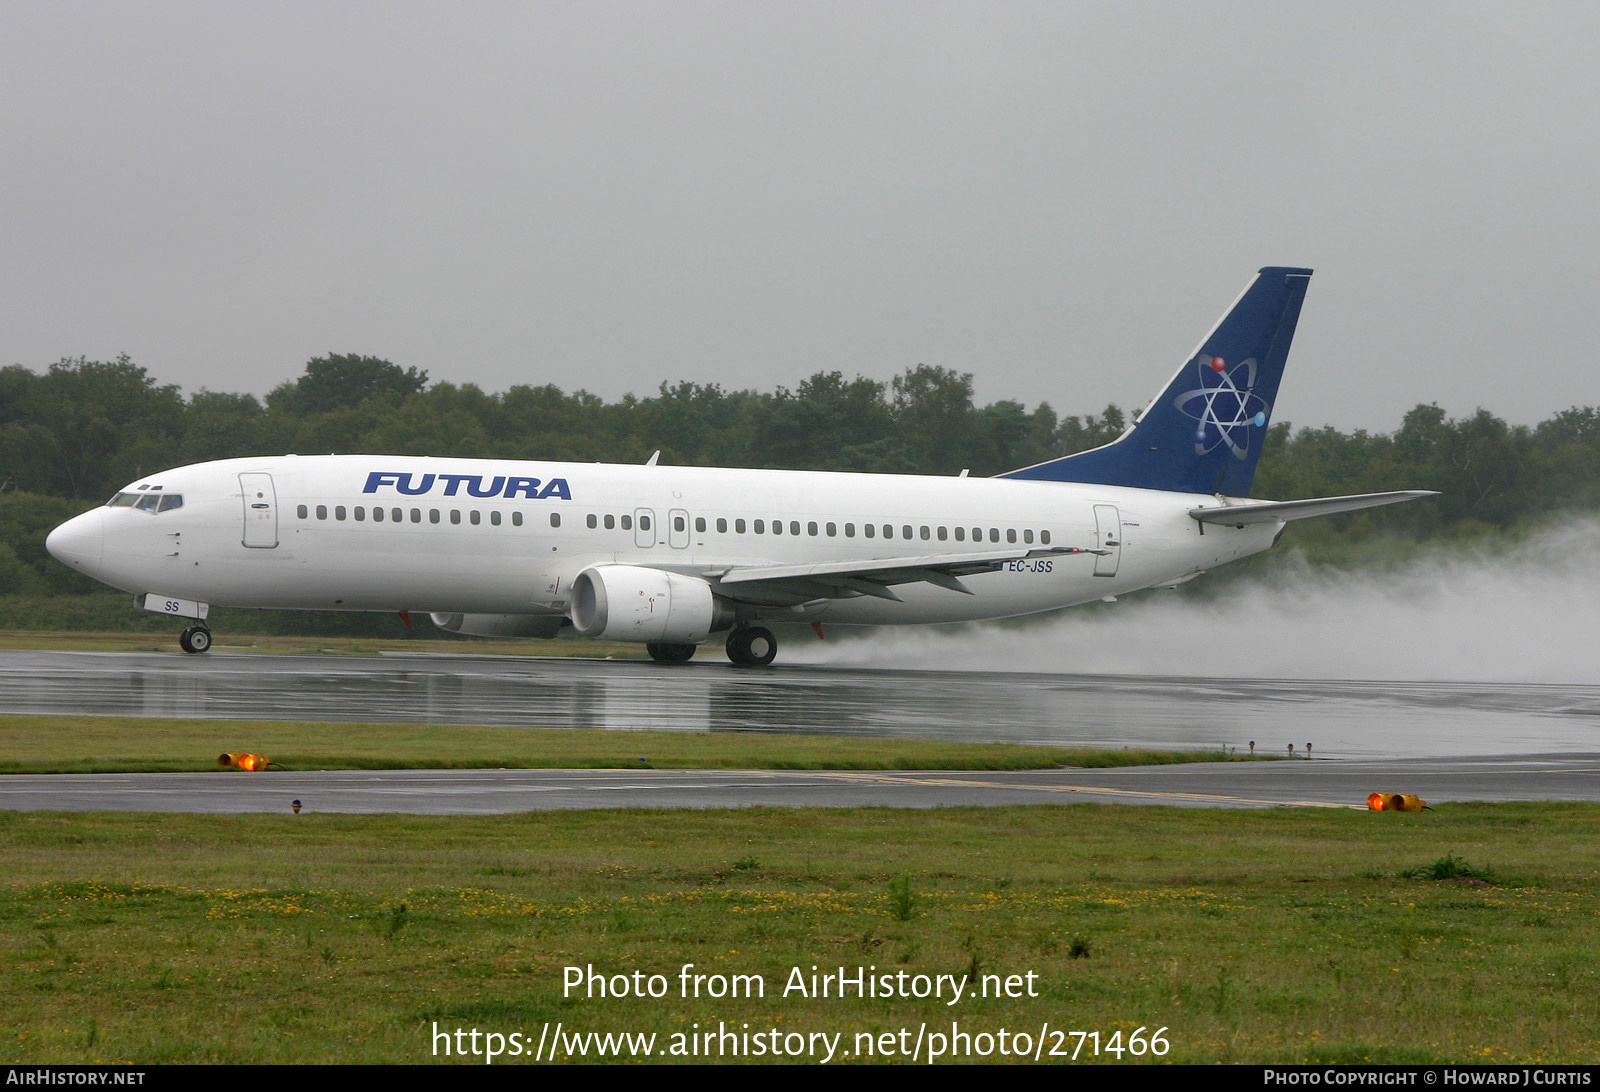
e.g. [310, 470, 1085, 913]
[0, 714, 1261, 775]
[1, 638, 1590, 1065]
[4, 802, 1598, 1064]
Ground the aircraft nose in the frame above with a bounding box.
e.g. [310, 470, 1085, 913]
[46, 509, 105, 571]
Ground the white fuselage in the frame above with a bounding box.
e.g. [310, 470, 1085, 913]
[46, 454, 1283, 629]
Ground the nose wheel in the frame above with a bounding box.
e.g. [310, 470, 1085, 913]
[725, 625, 777, 667]
[179, 626, 212, 654]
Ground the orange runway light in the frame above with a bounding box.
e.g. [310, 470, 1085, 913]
[1367, 792, 1427, 811]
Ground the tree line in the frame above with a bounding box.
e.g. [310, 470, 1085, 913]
[3, 351, 1598, 605]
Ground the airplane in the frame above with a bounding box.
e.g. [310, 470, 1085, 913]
[45, 267, 1434, 666]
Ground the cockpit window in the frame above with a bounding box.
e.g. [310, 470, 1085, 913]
[107, 491, 183, 513]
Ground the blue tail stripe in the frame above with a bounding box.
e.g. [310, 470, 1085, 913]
[1001, 267, 1312, 496]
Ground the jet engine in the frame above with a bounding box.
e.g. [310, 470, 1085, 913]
[569, 565, 732, 643]
[429, 613, 566, 639]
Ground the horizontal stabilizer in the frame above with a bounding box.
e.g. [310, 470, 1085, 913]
[1189, 490, 1439, 526]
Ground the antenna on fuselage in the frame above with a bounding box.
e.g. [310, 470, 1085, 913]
[644, 451, 661, 466]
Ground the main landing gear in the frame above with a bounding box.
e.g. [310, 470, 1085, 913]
[725, 625, 777, 667]
[644, 627, 779, 667]
[646, 642, 697, 663]
[179, 625, 212, 654]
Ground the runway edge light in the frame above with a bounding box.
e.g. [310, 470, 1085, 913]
[1366, 792, 1428, 812]
[219, 752, 271, 772]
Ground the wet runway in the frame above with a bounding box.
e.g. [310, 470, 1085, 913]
[7, 756, 1600, 814]
[4, 649, 1600, 812]
[3, 649, 1598, 759]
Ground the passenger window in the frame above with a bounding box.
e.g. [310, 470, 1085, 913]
[675, 516, 686, 532]
[937, 527, 947, 541]
[972, 527, 982, 541]
[354, 506, 365, 521]
[920, 526, 930, 540]
[734, 519, 745, 533]
[902, 525, 913, 539]
[773, 521, 782, 536]
[715, 518, 726, 533]
[1007, 528, 1017, 543]
[826, 522, 836, 537]
[470, 510, 481, 525]
[864, 524, 874, 539]
[450, 510, 461, 525]
[696, 517, 707, 532]
[640, 515, 651, 531]
[989, 528, 999, 542]
[335, 506, 346, 521]
[621, 514, 632, 530]
[845, 523, 855, 538]
[882, 525, 893, 539]
[491, 511, 502, 526]
[955, 527, 965, 542]
[790, 521, 800, 536]
[604, 514, 616, 530]
[513, 512, 523, 527]
[392, 508, 402, 522]
[297, 504, 309, 519]
[1023, 529, 1033, 544]
[754, 519, 765, 533]
[1041, 529, 1051, 545]
[587, 514, 597, 529]
[373, 507, 384, 523]
[316, 505, 328, 520]
[550, 513, 560, 528]
[808, 521, 818, 536]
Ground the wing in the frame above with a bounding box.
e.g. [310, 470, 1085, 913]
[702, 546, 1101, 605]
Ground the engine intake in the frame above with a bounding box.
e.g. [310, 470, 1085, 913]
[570, 565, 731, 643]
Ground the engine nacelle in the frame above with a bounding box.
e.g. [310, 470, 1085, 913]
[569, 565, 731, 643]
[429, 613, 565, 639]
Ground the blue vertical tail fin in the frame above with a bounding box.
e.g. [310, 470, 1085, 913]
[1000, 266, 1312, 496]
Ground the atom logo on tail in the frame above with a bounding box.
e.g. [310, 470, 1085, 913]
[1174, 355, 1270, 459]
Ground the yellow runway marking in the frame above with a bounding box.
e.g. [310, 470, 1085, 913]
[805, 771, 1366, 809]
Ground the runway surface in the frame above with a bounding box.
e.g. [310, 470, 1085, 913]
[6, 649, 1599, 758]
[4, 649, 1599, 813]
[7, 756, 1600, 813]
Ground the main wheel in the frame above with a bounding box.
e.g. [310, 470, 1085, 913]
[179, 626, 212, 654]
[646, 642, 697, 663]
[725, 626, 777, 667]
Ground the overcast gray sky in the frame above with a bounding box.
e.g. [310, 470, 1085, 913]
[4, 1, 1594, 433]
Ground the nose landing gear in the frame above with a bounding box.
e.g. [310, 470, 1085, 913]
[179, 626, 212, 654]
